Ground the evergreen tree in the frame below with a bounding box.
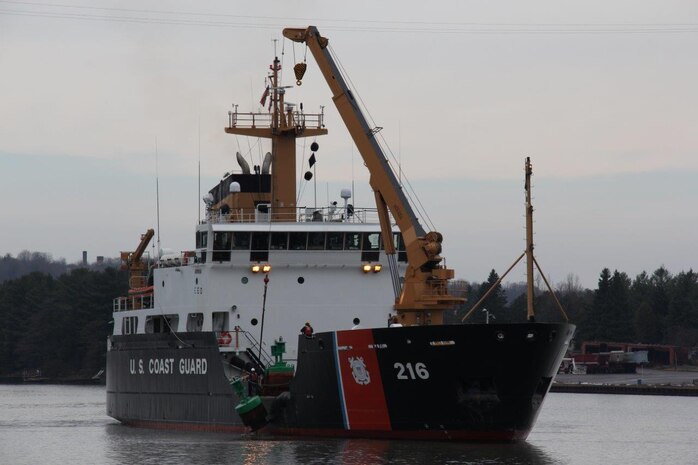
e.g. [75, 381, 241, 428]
[475, 269, 507, 323]
[608, 270, 633, 341]
[584, 268, 613, 340]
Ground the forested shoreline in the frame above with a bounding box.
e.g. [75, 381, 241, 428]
[0, 252, 696, 379]
[0, 253, 127, 379]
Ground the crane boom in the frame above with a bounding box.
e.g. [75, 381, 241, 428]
[120, 228, 154, 290]
[283, 26, 464, 325]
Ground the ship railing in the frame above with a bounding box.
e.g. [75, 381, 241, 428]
[206, 206, 381, 225]
[113, 294, 154, 312]
[228, 110, 324, 130]
[157, 251, 198, 268]
[238, 327, 274, 367]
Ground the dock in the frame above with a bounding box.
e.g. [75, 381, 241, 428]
[551, 368, 698, 396]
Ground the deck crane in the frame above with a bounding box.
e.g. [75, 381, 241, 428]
[120, 228, 155, 290]
[283, 26, 464, 325]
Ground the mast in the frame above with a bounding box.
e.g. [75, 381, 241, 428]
[525, 157, 535, 321]
[222, 56, 327, 220]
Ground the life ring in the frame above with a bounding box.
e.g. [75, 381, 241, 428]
[218, 331, 232, 346]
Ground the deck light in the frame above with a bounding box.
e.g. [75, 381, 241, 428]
[262, 264, 272, 273]
[362, 264, 372, 273]
[251, 264, 261, 273]
[373, 264, 382, 273]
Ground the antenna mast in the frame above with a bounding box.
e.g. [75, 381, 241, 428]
[525, 157, 535, 321]
[155, 138, 161, 258]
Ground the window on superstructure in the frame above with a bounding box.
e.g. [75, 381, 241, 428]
[326, 232, 343, 250]
[212, 311, 229, 331]
[213, 232, 232, 261]
[308, 232, 325, 250]
[361, 232, 381, 262]
[344, 232, 361, 250]
[122, 316, 138, 335]
[289, 232, 307, 250]
[250, 232, 269, 261]
[394, 233, 407, 262]
[186, 313, 204, 332]
[196, 231, 208, 249]
[232, 232, 250, 250]
[270, 232, 288, 250]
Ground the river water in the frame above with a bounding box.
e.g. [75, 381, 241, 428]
[0, 385, 695, 465]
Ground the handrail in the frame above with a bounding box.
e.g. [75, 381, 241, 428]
[204, 205, 382, 225]
[238, 327, 274, 367]
[228, 110, 324, 130]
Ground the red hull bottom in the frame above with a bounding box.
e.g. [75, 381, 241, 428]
[121, 419, 529, 442]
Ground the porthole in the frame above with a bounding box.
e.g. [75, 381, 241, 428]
[496, 331, 505, 342]
[241, 277, 249, 284]
[297, 277, 305, 284]
[353, 317, 360, 325]
[251, 318, 258, 326]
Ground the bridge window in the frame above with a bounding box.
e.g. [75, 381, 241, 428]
[213, 232, 232, 261]
[394, 233, 407, 262]
[308, 232, 325, 250]
[362, 232, 380, 262]
[250, 232, 269, 261]
[345, 232, 361, 250]
[270, 232, 288, 250]
[326, 232, 343, 250]
[232, 232, 250, 250]
[196, 231, 208, 249]
[289, 232, 307, 250]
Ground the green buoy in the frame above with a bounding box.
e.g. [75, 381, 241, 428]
[231, 377, 267, 431]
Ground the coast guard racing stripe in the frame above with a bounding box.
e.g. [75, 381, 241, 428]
[334, 329, 391, 431]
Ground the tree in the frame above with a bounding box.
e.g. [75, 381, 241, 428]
[607, 270, 633, 341]
[584, 268, 613, 340]
[474, 269, 507, 323]
[635, 301, 662, 343]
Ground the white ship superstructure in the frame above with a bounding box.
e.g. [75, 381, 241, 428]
[112, 209, 407, 363]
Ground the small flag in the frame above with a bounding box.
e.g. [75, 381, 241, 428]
[259, 86, 269, 107]
[308, 153, 316, 168]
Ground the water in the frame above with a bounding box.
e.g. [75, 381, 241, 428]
[0, 385, 695, 465]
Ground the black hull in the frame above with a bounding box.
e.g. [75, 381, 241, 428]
[107, 323, 574, 441]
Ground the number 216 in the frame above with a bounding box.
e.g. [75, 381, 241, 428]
[394, 362, 430, 380]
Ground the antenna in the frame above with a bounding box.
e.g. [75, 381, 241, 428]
[155, 138, 161, 259]
[198, 117, 201, 224]
[398, 120, 402, 186]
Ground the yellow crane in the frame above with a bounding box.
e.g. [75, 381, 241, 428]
[120, 228, 154, 291]
[283, 26, 464, 325]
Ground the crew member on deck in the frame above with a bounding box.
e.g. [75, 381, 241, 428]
[248, 368, 259, 396]
[300, 322, 314, 338]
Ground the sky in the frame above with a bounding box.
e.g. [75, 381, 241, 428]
[1, 0, 697, 289]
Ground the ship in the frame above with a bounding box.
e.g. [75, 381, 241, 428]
[106, 26, 575, 441]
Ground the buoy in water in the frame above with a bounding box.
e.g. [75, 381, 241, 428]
[235, 395, 268, 431]
[231, 377, 268, 431]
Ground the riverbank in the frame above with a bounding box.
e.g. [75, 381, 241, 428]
[551, 367, 698, 396]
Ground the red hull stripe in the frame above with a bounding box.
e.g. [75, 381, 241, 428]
[270, 426, 531, 442]
[123, 420, 530, 442]
[335, 329, 391, 431]
[123, 419, 248, 434]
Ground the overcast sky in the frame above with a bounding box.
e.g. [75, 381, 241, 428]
[1, 0, 696, 288]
